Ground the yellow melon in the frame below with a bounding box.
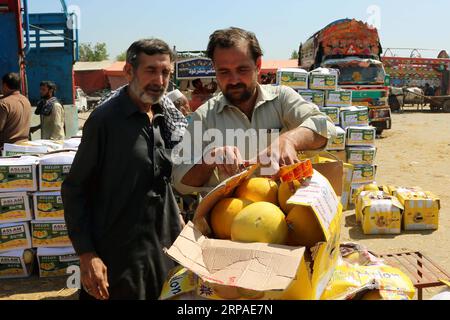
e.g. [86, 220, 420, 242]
[23, 250, 34, 264]
[361, 290, 383, 300]
[286, 205, 324, 248]
[234, 178, 279, 205]
[278, 180, 302, 213]
[210, 198, 252, 239]
[231, 202, 288, 244]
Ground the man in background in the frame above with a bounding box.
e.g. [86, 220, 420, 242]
[0, 73, 32, 149]
[31, 81, 65, 140]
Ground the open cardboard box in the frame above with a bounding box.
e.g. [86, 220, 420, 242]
[165, 161, 343, 300]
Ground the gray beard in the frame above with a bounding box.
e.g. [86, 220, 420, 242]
[130, 80, 164, 105]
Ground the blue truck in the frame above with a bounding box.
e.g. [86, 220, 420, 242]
[0, 0, 80, 137]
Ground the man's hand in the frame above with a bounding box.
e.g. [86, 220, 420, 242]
[79, 252, 110, 300]
[256, 134, 299, 177]
[204, 146, 245, 177]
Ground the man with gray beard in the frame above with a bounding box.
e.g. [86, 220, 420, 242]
[62, 39, 187, 300]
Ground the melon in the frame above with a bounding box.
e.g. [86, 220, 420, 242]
[231, 202, 288, 244]
[234, 178, 279, 205]
[278, 180, 302, 213]
[210, 198, 252, 239]
[23, 250, 34, 264]
[286, 205, 324, 248]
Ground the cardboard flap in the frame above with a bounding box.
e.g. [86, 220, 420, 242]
[165, 222, 305, 292]
[313, 161, 343, 196]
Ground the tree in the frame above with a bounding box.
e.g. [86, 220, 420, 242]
[79, 42, 109, 61]
[291, 50, 299, 59]
[116, 51, 127, 61]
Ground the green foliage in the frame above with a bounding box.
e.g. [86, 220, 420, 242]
[79, 42, 109, 61]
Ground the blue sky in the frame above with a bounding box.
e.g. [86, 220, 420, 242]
[29, 0, 450, 60]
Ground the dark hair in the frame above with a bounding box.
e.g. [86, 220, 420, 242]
[207, 27, 263, 63]
[2, 73, 21, 91]
[40, 81, 57, 95]
[126, 38, 174, 69]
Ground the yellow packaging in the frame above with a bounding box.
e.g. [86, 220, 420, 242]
[33, 192, 65, 221]
[166, 164, 344, 301]
[360, 194, 403, 235]
[0, 222, 32, 253]
[396, 189, 440, 231]
[0, 192, 32, 224]
[0, 249, 35, 279]
[341, 163, 354, 211]
[31, 221, 71, 248]
[0, 157, 39, 192]
[320, 259, 415, 300]
[38, 152, 75, 191]
[37, 247, 79, 278]
[159, 266, 198, 300]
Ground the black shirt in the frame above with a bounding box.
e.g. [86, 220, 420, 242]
[62, 89, 180, 292]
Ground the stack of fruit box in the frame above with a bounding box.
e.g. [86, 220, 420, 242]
[32, 151, 80, 278]
[0, 156, 38, 279]
[162, 162, 344, 300]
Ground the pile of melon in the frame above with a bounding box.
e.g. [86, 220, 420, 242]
[210, 177, 324, 248]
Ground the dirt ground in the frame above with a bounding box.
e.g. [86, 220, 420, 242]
[1, 107, 449, 300]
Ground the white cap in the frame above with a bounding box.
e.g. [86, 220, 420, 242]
[167, 89, 185, 102]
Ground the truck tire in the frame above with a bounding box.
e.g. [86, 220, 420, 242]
[430, 104, 440, 112]
[443, 100, 450, 113]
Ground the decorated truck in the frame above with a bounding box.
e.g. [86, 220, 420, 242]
[298, 19, 392, 134]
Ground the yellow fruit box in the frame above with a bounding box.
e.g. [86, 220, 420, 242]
[0, 156, 39, 192]
[165, 162, 344, 300]
[359, 193, 404, 235]
[321, 107, 340, 125]
[33, 192, 65, 221]
[346, 146, 377, 165]
[297, 90, 325, 107]
[37, 247, 79, 278]
[339, 106, 369, 128]
[395, 188, 440, 231]
[276, 68, 309, 90]
[325, 90, 353, 108]
[31, 221, 71, 248]
[326, 126, 346, 151]
[345, 126, 376, 147]
[309, 72, 338, 91]
[0, 222, 32, 253]
[38, 152, 75, 192]
[0, 249, 35, 279]
[0, 192, 32, 224]
[352, 164, 377, 184]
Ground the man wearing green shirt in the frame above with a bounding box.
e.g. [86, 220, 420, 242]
[173, 27, 336, 195]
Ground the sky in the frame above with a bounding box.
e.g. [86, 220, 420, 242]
[29, 0, 450, 61]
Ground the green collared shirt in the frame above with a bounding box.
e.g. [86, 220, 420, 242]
[172, 84, 336, 195]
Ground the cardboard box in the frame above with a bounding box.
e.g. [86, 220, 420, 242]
[321, 107, 340, 125]
[346, 147, 377, 165]
[165, 164, 343, 300]
[0, 222, 32, 253]
[396, 189, 440, 231]
[0, 156, 39, 192]
[325, 90, 352, 107]
[2, 144, 49, 157]
[352, 165, 377, 184]
[359, 193, 403, 235]
[340, 106, 369, 128]
[0, 249, 34, 279]
[37, 247, 79, 278]
[341, 163, 355, 211]
[346, 126, 376, 147]
[276, 68, 309, 89]
[0, 192, 32, 224]
[324, 150, 347, 163]
[309, 68, 338, 91]
[33, 192, 64, 221]
[63, 138, 81, 150]
[297, 90, 325, 107]
[31, 221, 71, 248]
[38, 152, 75, 191]
[326, 126, 346, 151]
[350, 183, 374, 210]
